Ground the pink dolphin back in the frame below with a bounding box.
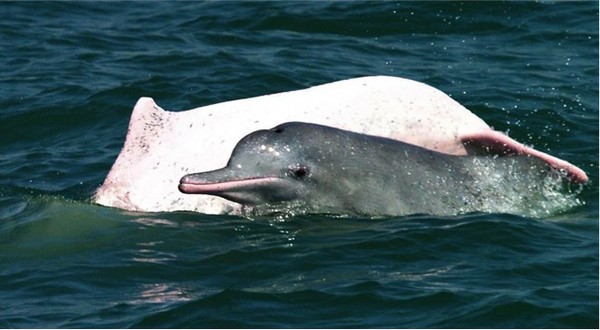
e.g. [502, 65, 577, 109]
[94, 76, 587, 214]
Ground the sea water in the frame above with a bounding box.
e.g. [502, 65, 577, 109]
[0, 2, 597, 328]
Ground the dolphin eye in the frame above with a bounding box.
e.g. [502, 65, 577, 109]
[273, 127, 284, 133]
[287, 165, 310, 180]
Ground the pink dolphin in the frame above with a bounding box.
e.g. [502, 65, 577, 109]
[94, 76, 588, 214]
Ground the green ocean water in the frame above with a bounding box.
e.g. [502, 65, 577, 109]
[0, 1, 598, 328]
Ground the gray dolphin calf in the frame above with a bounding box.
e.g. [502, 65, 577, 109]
[179, 122, 570, 217]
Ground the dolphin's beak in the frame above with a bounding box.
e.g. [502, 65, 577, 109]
[179, 171, 282, 194]
[179, 169, 294, 205]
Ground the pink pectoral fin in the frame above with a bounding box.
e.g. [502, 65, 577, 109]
[461, 131, 589, 184]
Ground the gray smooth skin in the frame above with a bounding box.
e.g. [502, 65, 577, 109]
[179, 122, 555, 217]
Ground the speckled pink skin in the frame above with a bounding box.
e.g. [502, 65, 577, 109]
[94, 76, 587, 214]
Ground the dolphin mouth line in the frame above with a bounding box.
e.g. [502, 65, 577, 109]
[178, 176, 284, 194]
